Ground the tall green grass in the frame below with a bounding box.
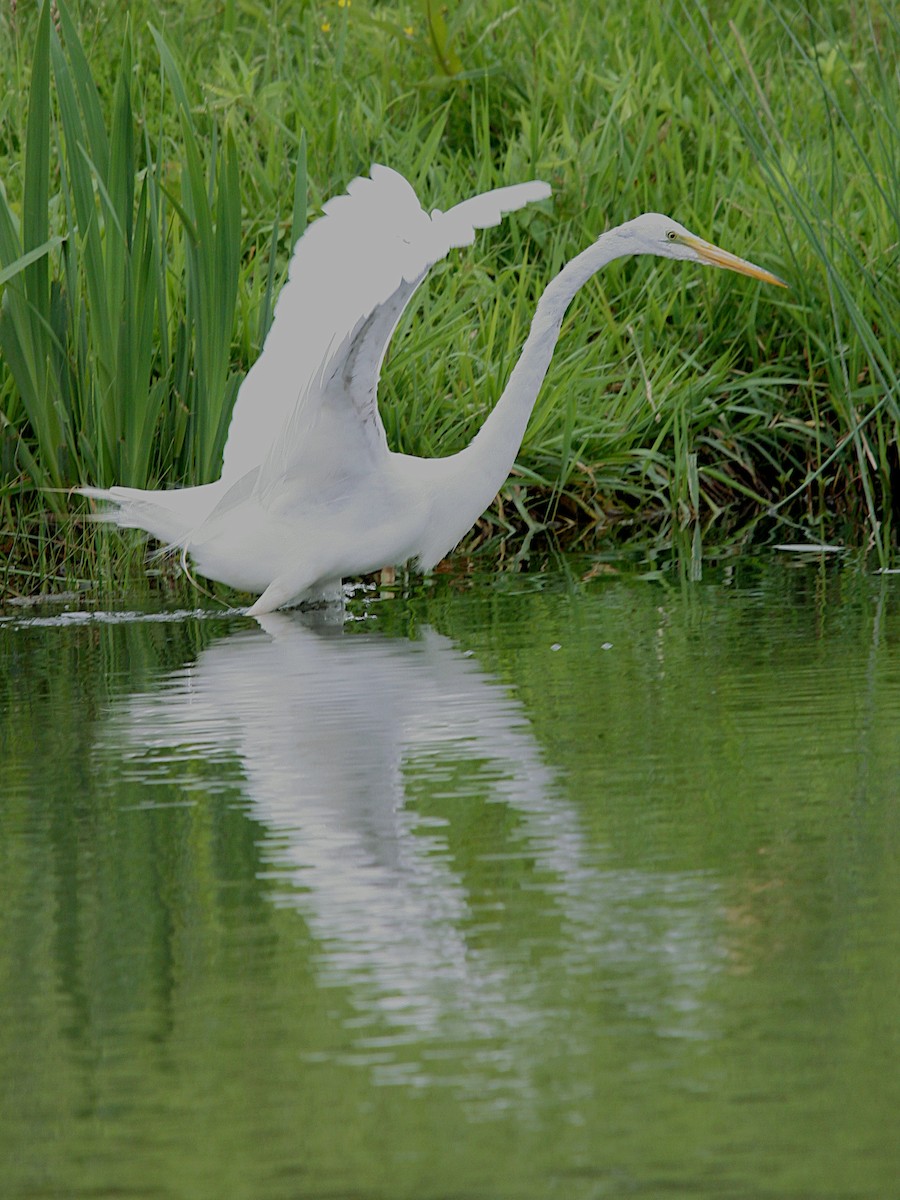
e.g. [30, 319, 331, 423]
[679, 2, 899, 557]
[0, 0, 897, 594]
[0, 0, 299, 503]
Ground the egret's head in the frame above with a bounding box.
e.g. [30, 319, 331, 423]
[615, 213, 786, 287]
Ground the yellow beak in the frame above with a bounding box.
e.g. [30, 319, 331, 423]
[680, 233, 787, 287]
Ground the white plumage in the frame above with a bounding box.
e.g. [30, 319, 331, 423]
[80, 165, 783, 615]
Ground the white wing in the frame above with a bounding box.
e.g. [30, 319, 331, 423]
[217, 165, 551, 495]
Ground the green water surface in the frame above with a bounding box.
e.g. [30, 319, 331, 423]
[1, 557, 898, 1198]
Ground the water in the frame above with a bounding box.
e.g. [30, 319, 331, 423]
[1, 557, 898, 1199]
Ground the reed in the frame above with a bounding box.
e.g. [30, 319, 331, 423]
[0, 0, 896, 596]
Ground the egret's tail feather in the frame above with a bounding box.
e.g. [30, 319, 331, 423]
[76, 483, 221, 548]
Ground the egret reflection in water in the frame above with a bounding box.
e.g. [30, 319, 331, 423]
[101, 612, 722, 1062]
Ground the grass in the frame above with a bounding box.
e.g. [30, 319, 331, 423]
[0, 0, 897, 599]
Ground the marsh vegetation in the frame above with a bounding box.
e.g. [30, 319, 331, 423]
[0, 0, 897, 599]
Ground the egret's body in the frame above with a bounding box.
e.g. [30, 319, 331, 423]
[80, 166, 783, 614]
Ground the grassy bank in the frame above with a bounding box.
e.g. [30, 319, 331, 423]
[0, 0, 897, 599]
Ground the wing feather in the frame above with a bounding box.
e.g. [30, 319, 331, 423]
[218, 165, 551, 494]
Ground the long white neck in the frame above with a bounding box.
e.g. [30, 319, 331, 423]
[426, 230, 629, 561]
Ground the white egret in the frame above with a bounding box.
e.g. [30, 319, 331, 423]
[80, 165, 784, 614]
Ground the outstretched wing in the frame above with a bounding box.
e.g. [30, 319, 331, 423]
[217, 165, 551, 494]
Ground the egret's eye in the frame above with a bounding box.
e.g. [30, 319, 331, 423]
[665, 230, 678, 241]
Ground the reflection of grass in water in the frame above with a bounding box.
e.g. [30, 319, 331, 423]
[0, 0, 896, 598]
[1, 558, 898, 1194]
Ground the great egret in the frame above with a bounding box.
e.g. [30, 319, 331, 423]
[80, 165, 784, 614]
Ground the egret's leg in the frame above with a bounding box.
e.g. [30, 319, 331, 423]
[246, 574, 311, 617]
